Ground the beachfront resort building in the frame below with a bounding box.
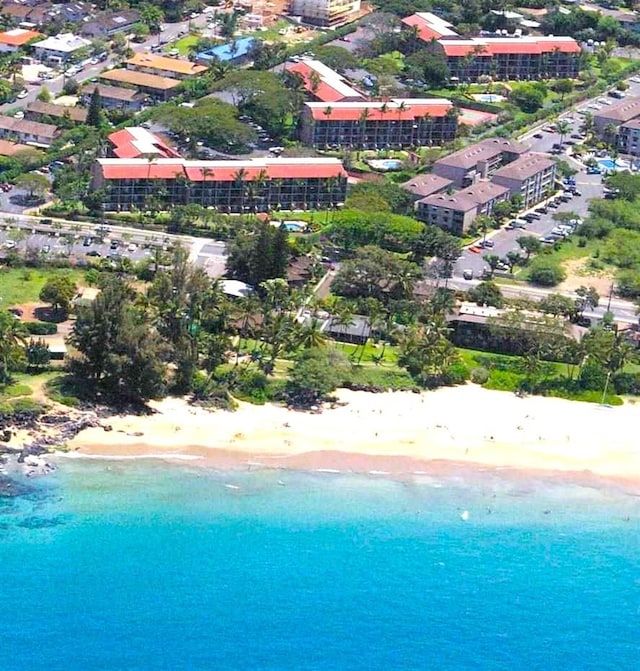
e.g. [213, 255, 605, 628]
[91, 157, 348, 213]
[402, 11, 580, 83]
[288, 0, 361, 27]
[300, 98, 457, 149]
[285, 58, 365, 103]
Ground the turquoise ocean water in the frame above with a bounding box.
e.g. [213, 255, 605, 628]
[1, 459, 640, 670]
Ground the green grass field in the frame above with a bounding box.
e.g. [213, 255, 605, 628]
[0, 267, 86, 307]
[172, 34, 199, 56]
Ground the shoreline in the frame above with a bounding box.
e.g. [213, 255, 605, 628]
[62, 385, 640, 487]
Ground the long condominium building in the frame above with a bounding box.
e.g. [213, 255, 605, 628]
[432, 37, 581, 82]
[301, 98, 457, 149]
[402, 11, 580, 83]
[92, 158, 348, 213]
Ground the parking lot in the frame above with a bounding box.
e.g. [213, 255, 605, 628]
[454, 167, 605, 279]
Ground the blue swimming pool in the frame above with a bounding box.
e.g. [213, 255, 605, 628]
[598, 159, 617, 171]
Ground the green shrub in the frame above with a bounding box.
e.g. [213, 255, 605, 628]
[528, 258, 566, 286]
[442, 362, 469, 385]
[579, 361, 608, 391]
[470, 367, 490, 384]
[25, 321, 58, 335]
[613, 372, 640, 395]
[235, 369, 269, 404]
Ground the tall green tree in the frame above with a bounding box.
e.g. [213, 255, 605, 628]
[86, 87, 103, 128]
[0, 311, 27, 384]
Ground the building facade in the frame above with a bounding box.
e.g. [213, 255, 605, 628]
[618, 119, 640, 156]
[80, 84, 145, 111]
[289, 0, 361, 27]
[33, 33, 91, 64]
[433, 37, 580, 82]
[492, 154, 556, 208]
[0, 115, 58, 146]
[301, 99, 457, 149]
[125, 53, 207, 80]
[415, 182, 510, 235]
[92, 158, 348, 213]
[99, 70, 181, 102]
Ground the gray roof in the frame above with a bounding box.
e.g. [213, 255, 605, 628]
[593, 96, 640, 123]
[327, 314, 372, 339]
[26, 101, 87, 122]
[621, 118, 640, 131]
[81, 83, 142, 101]
[0, 115, 58, 138]
[402, 173, 453, 197]
[434, 137, 529, 170]
[418, 179, 508, 211]
[492, 153, 555, 181]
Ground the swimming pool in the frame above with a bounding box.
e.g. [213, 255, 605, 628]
[472, 93, 506, 103]
[368, 159, 404, 171]
[598, 159, 617, 171]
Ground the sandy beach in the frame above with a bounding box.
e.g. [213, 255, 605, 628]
[63, 385, 640, 484]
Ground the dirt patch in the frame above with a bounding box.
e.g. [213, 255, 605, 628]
[558, 258, 615, 294]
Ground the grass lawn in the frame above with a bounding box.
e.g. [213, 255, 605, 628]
[0, 267, 87, 307]
[458, 347, 623, 404]
[172, 34, 199, 56]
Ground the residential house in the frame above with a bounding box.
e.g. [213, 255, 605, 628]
[491, 153, 556, 208]
[99, 69, 181, 102]
[33, 33, 91, 65]
[195, 37, 256, 66]
[125, 53, 207, 80]
[0, 138, 39, 156]
[0, 115, 58, 146]
[80, 84, 145, 112]
[106, 127, 181, 159]
[432, 137, 529, 187]
[25, 101, 87, 124]
[284, 58, 365, 103]
[415, 181, 510, 235]
[80, 10, 140, 38]
[300, 98, 457, 149]
[92, 157, 348, 213]
[288, 0, 361, 27]
[325, 314, 372, 345]
[0, 28, 41, 53]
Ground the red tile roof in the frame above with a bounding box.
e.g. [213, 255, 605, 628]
[98, 158, 347, 181]
[305, 99, 453, 122]
[439, 37, 580, 57]
[108, 127, 181, 159]
[0, 28, 41, 46]
[401, 13, 457, 41]
[285, 60, 364, 103]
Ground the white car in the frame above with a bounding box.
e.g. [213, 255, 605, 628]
[127, 243, 137, 252]
[16, 89, 28, 99]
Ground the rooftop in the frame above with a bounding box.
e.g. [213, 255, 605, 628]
[100, 69, 182, 91]
[620, 118, 640, 131]
[0, 138, 38, 156]
[26, 101, 87, 122]
[402, 173, 453, 197]
[593, 96, 640, 123]
[126, 52, 207, 77]
[438, 35, 580, 56]
[97, 157, 347, 181]
[434, 137, 529, 170]
[0, 115, 58, 139]
[419, 180, 509, 211]
[401, 12, 458, 41]
[33, 32, 90, 53]
[108, 127, 181, 159]
[492, 153, 555, 180]
[196, 37, 256, 63]
[0, 28, 41, 46]
[81, 83, 143, 102]
[305, 98, 453, 122]
[285, 58, 365, 103]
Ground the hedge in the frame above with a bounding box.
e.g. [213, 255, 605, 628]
[25, 321, 58, 335]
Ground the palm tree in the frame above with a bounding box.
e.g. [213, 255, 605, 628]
[297, 317, 328, 349]
[395, 100, 409, 147]
[358, 108, 371, 151]
[556, 119, 571, 147]
[0, 311, 27, 384]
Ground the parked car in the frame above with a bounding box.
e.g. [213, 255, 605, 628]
[535, 206, 548, 214]
[82, 236, 92, 246]
[540, 235, 557, 244]
[16, 89, 28, 99]
[462, 269, 474, 280]
[479, 239, 495, 248]
[86, 250, 101, 257]
[586, 166, 602, 174]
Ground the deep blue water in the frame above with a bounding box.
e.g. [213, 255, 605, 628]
[1, 460, 639, 671]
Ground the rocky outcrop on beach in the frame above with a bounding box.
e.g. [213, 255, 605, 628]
[0, 410, 103, 477]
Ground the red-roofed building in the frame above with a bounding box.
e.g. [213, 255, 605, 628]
[300, 98, 457, 149]
[285, 58, 365, 103]
[92, 158, 347, 213]
[432, 36, 580, 82]
[0, 28, 41, 52]
[107, 127, 181, 159]
[401, 12, 457, 42]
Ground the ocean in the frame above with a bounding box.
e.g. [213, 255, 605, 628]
[1, 459, 639, 671]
